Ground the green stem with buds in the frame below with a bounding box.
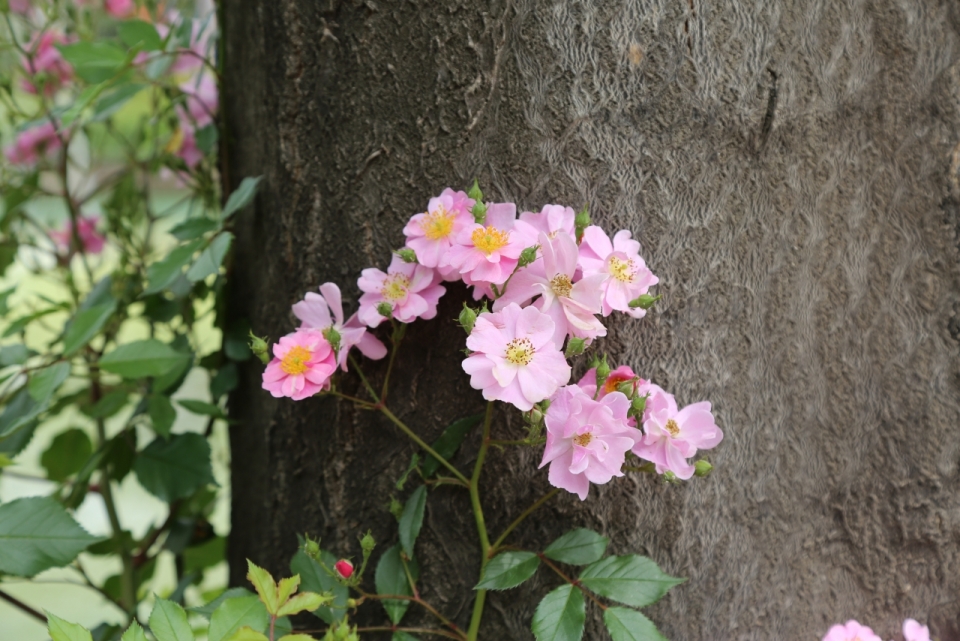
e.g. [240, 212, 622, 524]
[466, 401, 495, 641]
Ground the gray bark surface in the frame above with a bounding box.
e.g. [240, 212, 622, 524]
[222, 1, 960, 639]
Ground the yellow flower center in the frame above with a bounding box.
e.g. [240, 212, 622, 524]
[550, 274, 573, 298]
[281, 345, 312, 376]
[421, 207, 455, 240]
[608, 256, 635, 283]
[573, 432, 594, 447]
[381, 274, 411, 301]
[665, 419, 680, 437]
[504, 337, 534, 365]
[471, 226, 510, 255]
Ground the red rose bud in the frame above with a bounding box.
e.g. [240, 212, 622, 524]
[335, 559, 354, 579]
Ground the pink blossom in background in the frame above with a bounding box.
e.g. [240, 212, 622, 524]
[903, 619, 930, 641]
[292, 282, 387, 371]
[9, 0, 31, 14]
[261, 329, 337, 400]
[180, 72, 218, 127]
[172, 120, 202, 168]
[462, 303, 571, 411]
[4, 121, 62, 166]
[821, 621, 882, 641]
[494, 231, 606, 347]
[104, 0, 134, 17]
[578, 225, 658, 318]
[444, 202, 524, 288]
[539, 384, 640, 500]
[357, 254, 445, 327]
[632, 383, 723, 479]
[402, 188, 475, 276]
[50, 216, 105, 255]
[511, 204, 576, 249]
[20, 31, 74, 96]
[577, 365, 643, 400]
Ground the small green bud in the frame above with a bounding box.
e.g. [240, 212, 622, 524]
[564, 337, 586, 358]
[574, 205, 591, 240]
[630, 393, 648, 415]
[616, 379, 637, 398]
[395, 247, 417, 263]
[389, 497, 404, 521]
[538, 398, 551, 414]
[322, 326, 342, 354]
[518, 245, 539, 268]
[459, 303, 478, 335]
[303, 535, 321, 560]
[376, 302, 394, 318]
[471, 201, 487, 224]
[527, 408, 543, 427]
[359, 529, 376, 553]
[587, 354, 601, 370]
[467, 178, 484, 203]
[694, 460, 714, 477]
[249, 331, 270, 364]
[595, 354, 611, 390]
[346, 598, 358, 608]
[663, 470, 679, 483]
[628, 293, 662, 310]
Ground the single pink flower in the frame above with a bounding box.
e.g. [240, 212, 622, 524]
[9, 0, 31, 14]
[357, 254, 445, 327]
[180, 72, 218, 127]
[402, 188, 475, 275]
[334, 559, 354, 579]
[632, 383, 723, 480]
[4, 121, 62, 166]
[539, 384, 640, 500]
[494, 232, 606, 347]
[577, 365, 644, 400]
[511, 204, 576, 249]
[821, 621, 882, 641]
[20, 31, 73, 96]
[171, 120, 203, 168]
[104, 0, 135, 17]
[461, 303, 571, 411]
[443, 202, 524, 288]
[292, 282, 387, 371]
[578, 226, 658, 318]
[261, 329, 337, 400]
[903, 619, 930, 641]
[50, 215, 105, 255]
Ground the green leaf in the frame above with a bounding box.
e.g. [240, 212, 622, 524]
[421, 413, 483, 477]
[120, 621, 148, 641]
[183, 536, 226, 574]
[392, 633, 421, 641]
[543, 529, 608, 566]
[63, 302, 116, 355]
[190, 588, 255, 619]
[0, 388, 46, 442]
[170, 217, 219, 241]
[0, 286, 15, 316]
[531, 584, 585, 641]
[2, 307, 63, 338]
[290, 550, 349, 624]
[603, 607, 668, 641]
[41, 428, 93, 482]
[57, 42, 127, 83]
[211, 363, 239, 399]
[225, 629, 267, 641]
[99, 339, 191, 379]
[375, 544, 415, 624]
[208, 596, 270, 641]
[148, 394, 177, 437]
[60, 83, 107, 127]
[0, 343, 30, 367]
[475, 551, 540, 590]
[47, 612, 93, 641]
[578, 555, 684, 608]
[144, 240, 203, 294]
[186, 232, 233, 282]
[277, 636, 315, 641]
[82, 389, 129, 419]
[246, 559, 279, 615]
[148, 599, 193, 641]
[92, 83, 145, 121]
[399, 485, 427, 558]
[117, 20, 162, 51]
[178, 399, 226, 419]
[276, 591, 330, 617]
[28, 362, 71, 402]
[134, 433, 215, 502]
[0, 496, 100, 576]
[222, 176, 263, 219]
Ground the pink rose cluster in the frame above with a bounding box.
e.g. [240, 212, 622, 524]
[822, 618, 930, 641]
[20, 31, 74, 96]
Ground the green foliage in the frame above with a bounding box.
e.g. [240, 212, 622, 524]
[41, 428, 93, 481]
[543, 529, 608, 565]
[208, 596, 270, 641]
[531, 584, 585, 641]
[375, 544, 418, 625]
[602, 607, 668, 641]
[149, 599, 193, 641]
[0, 496, 100, 576]
[421, 413, 483, 477]
[475, 551, 540, 590]
[291, 549, 350, 624]
[134, 433, 216, 502]
[399, 485, 427, 557]
[186, 232, 233, 282]
[63, 302, 116, 355]
[577, 555, 684, 608]
[222, 176, 263, 220]
[47, 612, 94, 641]
[98, 339, 191, 379]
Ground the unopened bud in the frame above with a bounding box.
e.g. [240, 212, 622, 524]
[359, 530, 376, 553]
[518, 245, 539, 268]
[467, 178, 483, 203]
[303, 535, 321, 560]
[389, 497, 404, 520]
[249, 331, 270, 364]
[595, 354, 611, 390]
[564, 337, 586, 358]
[346, 598, 358, 608]
[630, 393, 648, 415]
[616, 380, 636, 398]
[395, 248, 417, 263]
[527, 408, 544, 426]
[471, 201, 487, 224]
[376, 302, 393, 318]
[663, 470, 679, 483]
[459, 303, 478, 335]
[574, 205, 591, 240]
[322, 326, 342, 354]
[628, 294, 662, 310]
[334, 559, 354, 579]
[694, 460, 714, 477]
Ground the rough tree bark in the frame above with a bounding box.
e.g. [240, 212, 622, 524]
[222, 1, 960, 639]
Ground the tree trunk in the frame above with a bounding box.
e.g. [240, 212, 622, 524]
[222, 0, 960, 639]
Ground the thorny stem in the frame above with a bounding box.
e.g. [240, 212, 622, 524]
[539, 555, 608, 611]
[0, 588, 47, 623]
[490, 488, 560, 553]
[380, 320, 403, 401]
[466, 401, 495, 641]
[269, 615, 276, 641]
